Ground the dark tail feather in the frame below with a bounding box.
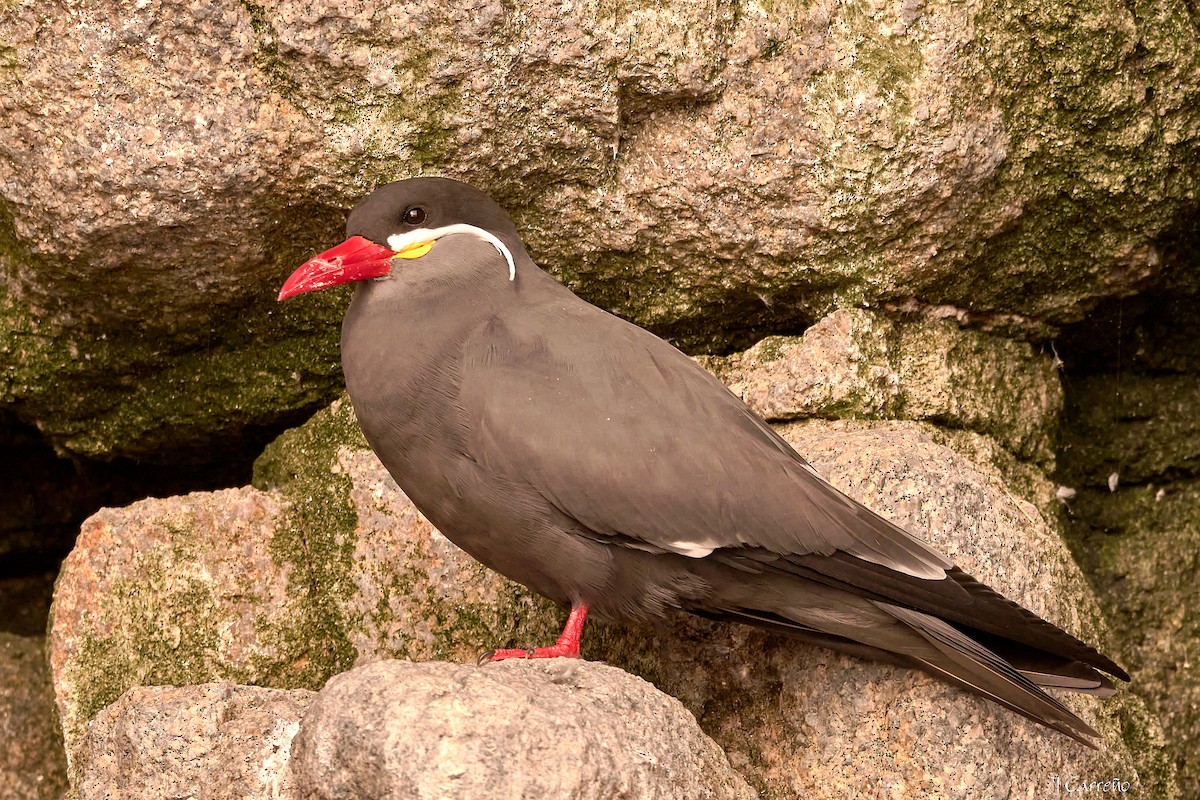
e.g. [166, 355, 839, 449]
[695, 603, 1105, 747]
[777, 554, 1130, 683]
[970, 631, 1116, 696]
[876, 602, 1101, 746]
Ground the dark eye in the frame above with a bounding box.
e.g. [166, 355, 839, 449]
[402, 206, 427, 226]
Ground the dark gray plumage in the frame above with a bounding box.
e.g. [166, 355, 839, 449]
[280, 176, 1127, 745]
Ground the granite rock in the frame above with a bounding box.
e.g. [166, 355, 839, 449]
[2, 0, 1197, 461]
[0, 633, 68, 800]
[48, 487, 295, 773]
[288, 659, 756, 800]
[74, 683, 314, 800]
[703, 308, 1063, 467]
[68, 660, 753, 800]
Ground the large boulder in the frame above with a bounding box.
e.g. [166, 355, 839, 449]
[73, 683, 314, 800]
[70, 661, 754, 800]
[2, 0, 1197, 462]
[289, 660, 755, 800]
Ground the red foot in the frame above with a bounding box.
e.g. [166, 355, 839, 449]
[478, 604, 589, 665]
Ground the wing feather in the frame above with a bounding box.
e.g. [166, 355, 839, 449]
[461, 304, 950, 579]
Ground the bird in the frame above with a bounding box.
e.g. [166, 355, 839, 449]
[278, 176, 1127, 745]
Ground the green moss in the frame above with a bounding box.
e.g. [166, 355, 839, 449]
[744, 0, 1198, 330]
[704, 312, 1062, 466]
[252, 396, 565, 676]
[596, 0, 673, 18]
[1117, 693, 1181, 799]
[842, 2, 922, 117]
[889, 321, 1062, 466]
[62, 546, 267, 760]
[241, 2, 298, 101]
[431, 581, 560, 661]
[253, 396, 365, 489]
[0, 42, 17, 72]
[4, 6, 458, 465]
[241, 0, 459, 184]
[251, 398, 364, 685]
[52, 400, 372, 767]
[1062, 373, 1200, 488]
[350, 504, 561, 663]
[378, 92, 461, 172]
[957, 0, 1198, 321]
[753, 0, 817, 15]
[0, 287, 346, 459]
[1060, 362, 1200, 796]
[69, 634, 138, 738]
[0, 195, 350, 460]
[748, 335, 787, 363]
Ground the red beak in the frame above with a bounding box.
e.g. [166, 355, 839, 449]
[278, 236, 396, 301]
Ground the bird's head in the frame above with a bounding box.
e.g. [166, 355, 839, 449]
[278, 177, 524, 301]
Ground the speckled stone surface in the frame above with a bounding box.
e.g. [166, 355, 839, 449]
[753, 422, 1166, 798]
[0, 633, 68, 800]
[4, 0, 1194, 323]
[70, 661, 754, 800]
[703, 308, 1063, 466]
[289, 659, 756, 800]
[75, 683, 314, 800]
[0, 1, 323, 303]
[49, 488, 293, 774]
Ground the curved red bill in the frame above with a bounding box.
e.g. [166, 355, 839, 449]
[278, 235, 396, 301]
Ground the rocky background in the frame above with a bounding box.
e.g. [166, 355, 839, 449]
[1, 0, 1198, 796]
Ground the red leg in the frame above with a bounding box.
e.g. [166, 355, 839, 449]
[478, 604, 590, 664]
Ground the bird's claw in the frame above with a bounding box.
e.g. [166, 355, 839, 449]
[477, 645, 578, 665]
[477, 647, 537, 665]
[478, 648, 529, 665]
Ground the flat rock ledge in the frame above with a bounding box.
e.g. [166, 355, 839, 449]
[73, 659, 756, 800]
